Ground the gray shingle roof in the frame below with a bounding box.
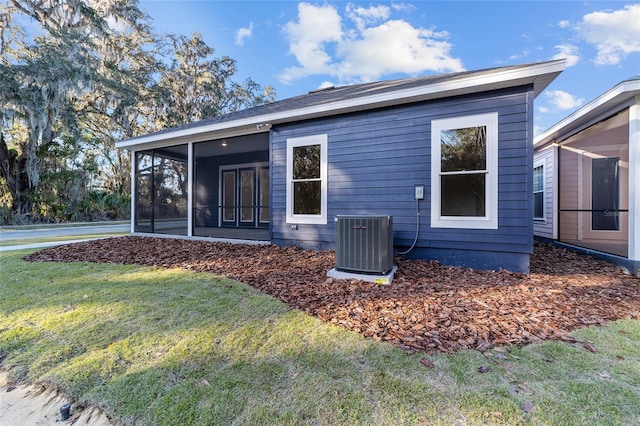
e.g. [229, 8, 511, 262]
[119, 60, 564, 148]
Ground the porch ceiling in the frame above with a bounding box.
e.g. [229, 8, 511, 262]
[194, 133, 268, 157]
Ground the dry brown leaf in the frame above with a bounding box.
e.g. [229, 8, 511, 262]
[584, 342, 597, 353]
[420, 358, 435, 368]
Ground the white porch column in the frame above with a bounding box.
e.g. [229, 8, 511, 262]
[628, 97, 640, 265]
[187, 142, 194, 237]
[552, 143, 559, 240]
[130, 150, 136, 234]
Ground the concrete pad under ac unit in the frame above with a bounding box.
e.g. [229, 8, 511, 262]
[326, 266, 398, 285]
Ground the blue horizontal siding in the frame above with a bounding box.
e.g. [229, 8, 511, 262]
[270, 86, 535, 272]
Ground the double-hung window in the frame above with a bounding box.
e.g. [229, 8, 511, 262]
[431, 113, 498, 229]
[286, 134, 328, 224]
[533, 163, 544, 220]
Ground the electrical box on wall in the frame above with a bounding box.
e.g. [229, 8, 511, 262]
[414, 185, 425, 200]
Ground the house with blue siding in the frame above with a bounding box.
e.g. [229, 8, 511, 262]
[116, 60, 564, 273]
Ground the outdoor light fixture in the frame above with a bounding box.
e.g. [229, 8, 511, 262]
[256, 123, 271, 130]
[221, 139, 227, 147]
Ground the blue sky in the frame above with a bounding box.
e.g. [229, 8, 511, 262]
[142, 1, 640, 134]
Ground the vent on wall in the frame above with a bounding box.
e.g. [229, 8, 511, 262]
[335, 215, 393, 275]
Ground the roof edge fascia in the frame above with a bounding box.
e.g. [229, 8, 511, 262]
[118, 60, 565, 150]
[534, 78, 640, 148]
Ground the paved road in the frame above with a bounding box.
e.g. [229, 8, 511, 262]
[0, 223, 130, 252]
[0, 223, 130, 241]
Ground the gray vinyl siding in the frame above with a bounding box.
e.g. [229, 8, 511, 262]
[271, 86, 535, 264]
[533, 146, 555, 239]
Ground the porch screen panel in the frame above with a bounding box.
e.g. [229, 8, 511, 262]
[134, 146, 188, 235]
[558, 130, 628, 258]
[135, 152, 153, 233]
[153, 147, 188, 235]
[591, 157, 619, 231]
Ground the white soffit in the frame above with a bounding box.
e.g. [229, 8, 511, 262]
[534, 78, 640, 148]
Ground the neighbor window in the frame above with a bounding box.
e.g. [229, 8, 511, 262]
[431, 113, 498, 229]
[286, 134, 328, 224]
[533, 164, 544, 220]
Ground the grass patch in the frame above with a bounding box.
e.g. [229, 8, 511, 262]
[1, 250, 639, 425]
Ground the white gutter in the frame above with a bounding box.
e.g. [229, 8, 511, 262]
[118, 60, 565, 150]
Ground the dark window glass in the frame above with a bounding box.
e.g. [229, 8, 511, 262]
[293, 145, 320, 179]
[259, 168, 270, 223]
[441, 126, 486, 172]
[293, 181, 321, 214]
[534, 193, 544, 220]
[223, 171, 236, 222]
[533, 165, 544, 219]
[292, 143, 321, 216]
[441, 174, 486, 217]
[240, 169, 255, 222]
[440, 125, 487, 217]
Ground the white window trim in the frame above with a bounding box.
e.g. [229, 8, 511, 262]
[286, 134, 328, 224]
[431, 112, 499, 229]
[533, 161, 545, 221]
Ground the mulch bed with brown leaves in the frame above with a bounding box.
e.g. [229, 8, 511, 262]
[24, 236, 640, 354]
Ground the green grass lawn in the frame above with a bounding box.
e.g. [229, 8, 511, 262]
[1, 250, 638, 425]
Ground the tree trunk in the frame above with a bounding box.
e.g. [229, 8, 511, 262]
[0, 132, 31, 217]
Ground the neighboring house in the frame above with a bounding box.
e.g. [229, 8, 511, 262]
[116, 60, 565, 273]
[533, 77, 640, 276]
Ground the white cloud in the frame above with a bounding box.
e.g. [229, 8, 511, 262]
[280, 3, 342, 83]
[235, 22, 254, 46]
[346, 3, 390, 30]
[391, 3, 417, 13]
[279, 2, 464, 84]
[337, 20, 464, 81]
[545, 90, 584, 110]
[534, 125, 545, 137]
[538, 106, 549, 113]
[558, 20, 571, 29]
[509, 49, 531, 61]
[576, 4, 640, 65]
[552, 44, 580, 67]
[317, 81, 336, 90]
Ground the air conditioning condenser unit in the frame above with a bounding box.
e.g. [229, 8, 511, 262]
[335, 215, 393, 275]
